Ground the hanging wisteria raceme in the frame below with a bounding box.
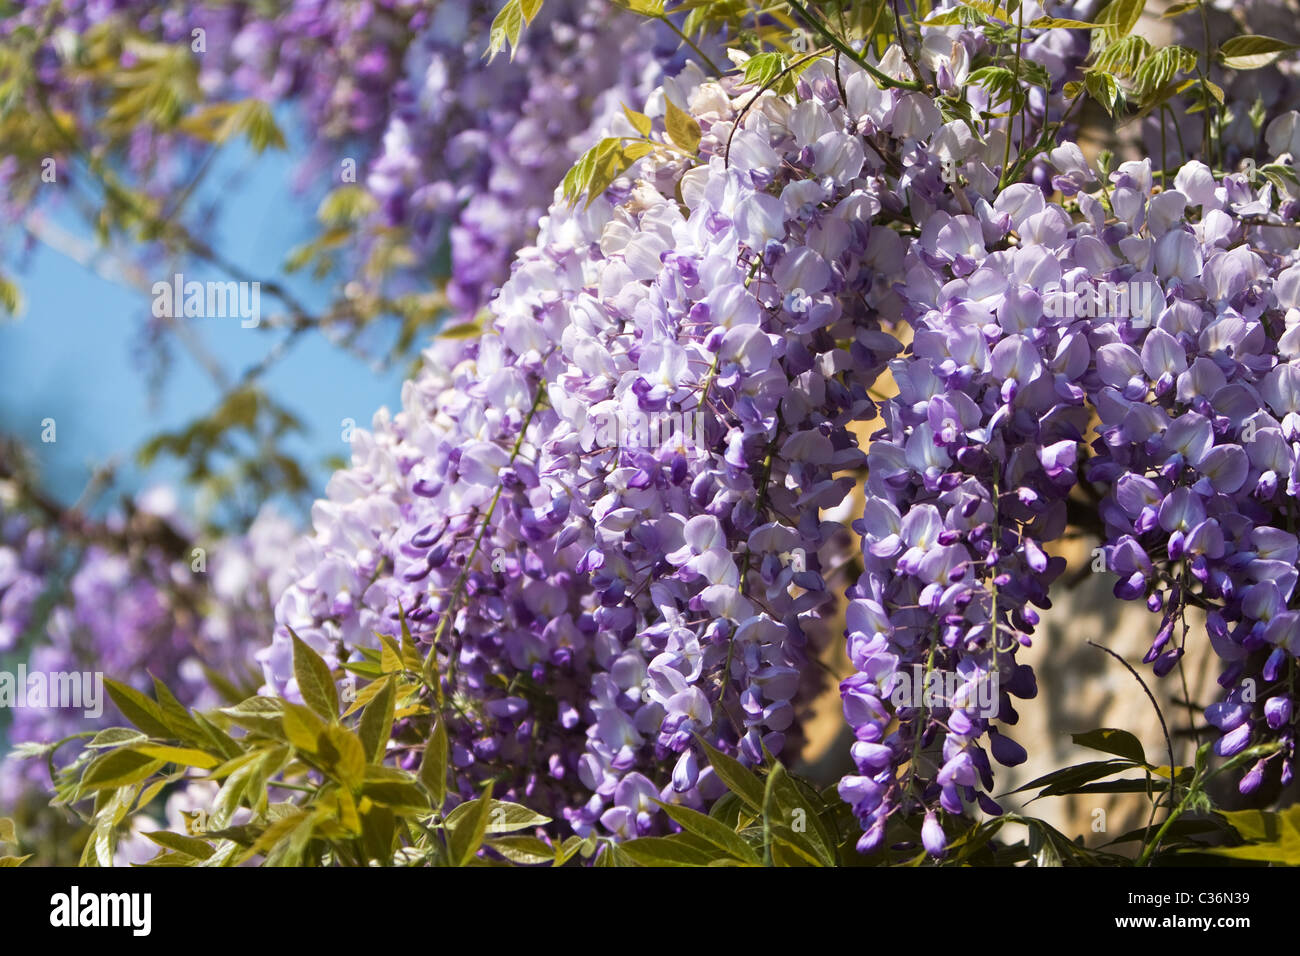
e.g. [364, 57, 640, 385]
[843, 165, 1103, 852]
[0, 494, 294, 805]
[792, 9, 1100, 854]
[361, 0, 694, 313]
[1079, 135, 1300, 793]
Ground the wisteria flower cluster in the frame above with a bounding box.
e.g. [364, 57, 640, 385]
[1081, 147, 1300, 792]
[262, 49, 930, 834]
[260, 0, 1118, 850]
[361, 0, 690, 312]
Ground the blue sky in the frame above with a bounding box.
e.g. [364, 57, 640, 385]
[0, 134, 411, 518]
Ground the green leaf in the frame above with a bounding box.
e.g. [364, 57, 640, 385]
[594, 842, 635, 867]
[104, 678, 173, 738]
[1071, 728, 1148, 765]
[487, 0, 533, 61]
[743, 51, 786, 88]
[232, 99, 285, 152]
[0, 855, 31, 867]
[319, 725, 367, 791]
[761, 761, 834, 867]
[968, 66, 1023, 111]
[482, 800, 552, 834]
[241, 808, 315, 865]
[1133, 45, 1197, 97]
[1200, 807, 1300, 863]
[317, 185, 379, 227]
[1260, 162, 1300, 195]
[357, 677, 396, 763]
[144, 830, 215, 861]
[219, 696, 286, 738]
[1027, 820, 1063, 867]
[0, 818, 14, 844]
[1096, 0, 1145, 41]
[211, 747, 285, 830]
[1218, 806, 1296, 842]
[768, 824, 825, 866]
[555, 835, 586, 866]
[665, 98, 701, 153]
[446, 784, 496, 866]
[281, 701, 328, 753]
[1219, 35, 1300, 71]
[619, 834, 714, 866]
[489, 834, 556, 865]
[291, 629, 339, 721]
[81, 750, 166, 793]
[613, 0, 666, 14]
[921, 8, 965, 26]
[1009, 759, 1140, 797]
[1104, 817, 1227, 847]
[436, 320, 482, 341]
[419, 715, 449, 809]
[1027, 16, 1098, 28]
[132, 745, 220, 770]
[136, 777, 171, 814]
[696, 736, 765, 812]
[1085, 70, 1126, 116]
[658, 801, 761, 864]
[150, 677, 209, 746]
[562, 137, 653, 208]
[622, 102, 653, 137]
[923, 0, 1009, 25]
[87, 728, 149, 749]
[0, 275, 22, 317]
[360, 776, 429, 814]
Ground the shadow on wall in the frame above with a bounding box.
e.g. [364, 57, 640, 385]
[1006, 550, 1298, 854]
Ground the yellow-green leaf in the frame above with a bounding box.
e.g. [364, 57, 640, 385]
[489, 834, 555, 865]
[445, 784, 496, 866]
[357, 677, 396, 762]
[80, 750, 166, 793]
[144, 830, 215, 861]
[622, 103, 653, 137]
[290, 629, 338, 721]
[1219, 35, 1300, 71]
[104, 678, 172, 738]
[420, 715, 449, 809]
[665, 98, 701, 153]
[132, 745, 220, 770]
[320, 724, 367, 791]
